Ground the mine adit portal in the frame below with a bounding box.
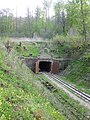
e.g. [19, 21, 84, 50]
[23, 53, 69, 74]
[35, 60, 60, 74]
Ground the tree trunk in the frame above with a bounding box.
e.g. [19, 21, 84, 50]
[80, 0, 86, 41]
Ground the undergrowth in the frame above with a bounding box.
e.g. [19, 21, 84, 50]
[0, 40, 65, 120]
[63, 58, 90, 94]
[15, 42, 40, 57]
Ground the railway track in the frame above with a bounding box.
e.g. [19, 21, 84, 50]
[38, 74, 90, 120]
[44, 73, 90, 103]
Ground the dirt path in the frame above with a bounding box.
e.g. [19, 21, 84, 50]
[10, 37, 51, 43]
[44, 74, 90, 110]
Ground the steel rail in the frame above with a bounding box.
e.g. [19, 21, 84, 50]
[44, 73, 90, 103]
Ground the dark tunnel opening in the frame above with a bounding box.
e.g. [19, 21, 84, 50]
[39, 61, 51, 72]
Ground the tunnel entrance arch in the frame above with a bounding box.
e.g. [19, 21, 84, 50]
[35, 60, 53, 73]
[23, 56, 70, 74]
[39, 61, 52, 72]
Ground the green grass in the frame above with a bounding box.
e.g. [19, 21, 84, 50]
[63, 59, 90, 94]
[15, 43, 40, 57]
[37, 74, 90, 120]
[0, 71, 65, 120]
[46, 35, 90, 94]
[0, 37, 90, 119]
[0, 41, 65, 120]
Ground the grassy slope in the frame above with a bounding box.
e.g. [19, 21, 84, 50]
[63, 46, 90, 93]
[48, 36, 90, 94]
[12, 40, 90, 119]
[15, 42, 40, 57]
[0, 40, 65, 120]
[63, 57, 90, 94]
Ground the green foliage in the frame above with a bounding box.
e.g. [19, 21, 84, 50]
[45, 35, 90, 94]
[38, 74, 89, 120]
[15, 43, 40, 57]
[49, 35, 85, 58]
[66, 0, 90, 37]
[63, 58, 90, 94]
[0, 0, 90, 39]
[0, 9, 13, 36]
[0, 40, 65, 120]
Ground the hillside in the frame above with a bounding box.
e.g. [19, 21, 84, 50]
[13, 36, 90, 94]
[0, 37, 90, 120]
[0, 39, 65, 120]
[0, 0, 90, 119]
[48, 36, 90, 94]
[63, 53, 90, 94]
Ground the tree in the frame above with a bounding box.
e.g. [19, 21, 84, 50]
[0, 8, 13, 36]
[35, 6, 41, 33]
[54, 1, 66, 35]
[43, 0, 52, 31]
[66, 0, 90, 39]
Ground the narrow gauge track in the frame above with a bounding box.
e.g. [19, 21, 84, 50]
[38, 76, 90, 120]
[44, 73, 90, 103]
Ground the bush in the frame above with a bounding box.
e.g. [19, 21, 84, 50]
[9, 32, 25, 37]
[40, 29, 54, 39]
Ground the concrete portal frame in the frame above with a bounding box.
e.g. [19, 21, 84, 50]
[23, 57, 70, 74]
[36, 59, 53, 74]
